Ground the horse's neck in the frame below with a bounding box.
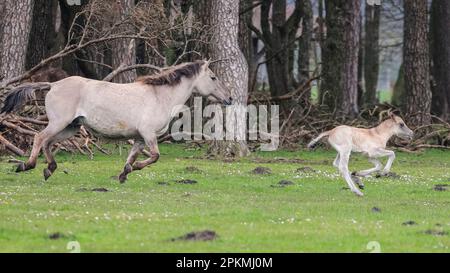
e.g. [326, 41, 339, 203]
[373, 120, 395, 144]
[161, 78, 196, 110]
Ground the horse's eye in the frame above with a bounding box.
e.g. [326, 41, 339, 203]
[211, 76, 217, 81]
[400, 123, 405, 127]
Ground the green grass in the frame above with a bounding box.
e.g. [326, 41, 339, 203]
[0, 144, 449, 253]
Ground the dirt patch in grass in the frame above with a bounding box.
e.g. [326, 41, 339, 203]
[157, 181, 170, 186]
[375, 172, 400, 179]
[402, 220, 417, 226]
[423, 229, 448, 236]
[185, 166, 202, 173]
[271, 180, 295, 188]
[76, 188, 109, 192]
[176, 179, 198, 184]
[251, 167, 272, 175]
[433, 184, 449, 191]
[171, 230, 217, 241]
[48, 232, 66, 240]
[371, 207, 381, 213]
[296, 166, 316, 173]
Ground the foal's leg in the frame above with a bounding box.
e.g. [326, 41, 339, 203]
[16, 123, 68, 173]
[42, 126, 80, 180]
[118, 140, 144, 183]
[333, 154, 340, 168]
[338, 150, 363, 196]
[375, 148, 396, 175]
[354, 158, 382, 177]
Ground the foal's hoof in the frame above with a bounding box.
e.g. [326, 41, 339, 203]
[352, 189, 364, 197]
[351, 175, 365, 190]
[15, 162, 26, 173]
[43, 169, 52, 181]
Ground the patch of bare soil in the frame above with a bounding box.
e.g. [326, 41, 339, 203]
[375, 172, 400, 179]
[271, 180, 295, 188]
[296, 166, 316, 173]
[171, 230, 217, 241]
[433, 184, 449, 191]
[76, 188, 109, 192]
[185, 166, 202, 173]
[176, 179, 198, 184]
[423, 229, 448, 236]
[251, 166, 272, 175]
[48, 232, 66, 240]
[402, 220, 417, 226]
[371, 207, 381, 213]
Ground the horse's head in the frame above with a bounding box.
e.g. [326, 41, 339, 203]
[388, 111, 414, 140]
[193, 60, 232, 105]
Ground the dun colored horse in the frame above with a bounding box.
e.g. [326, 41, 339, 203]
[308, 111, 414, 196]
[1, 60, 231, 182]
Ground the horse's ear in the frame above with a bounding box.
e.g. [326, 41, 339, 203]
[388, 109, 396, 120]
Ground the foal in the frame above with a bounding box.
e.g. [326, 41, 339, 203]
[308, 113, 413, 196]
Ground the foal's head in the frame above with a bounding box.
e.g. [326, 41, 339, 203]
[193, 60, 232, 105]
[386, 112, 414, 140]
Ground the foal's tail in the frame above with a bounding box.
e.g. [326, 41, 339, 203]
[307, 131, 330, 150]
[1, 83, 51, 114]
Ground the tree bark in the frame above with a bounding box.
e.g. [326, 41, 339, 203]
[297, 0, 313, 100]
[322, 0, 360, 118]
[111, 0, 136, 83]
[363, 3, 381, 106]
[208, 0, 249, 158]
[430, 0, 450, 120]
[239, 0, 254, 91]
[404, 0, 432, 125]
[0, 0, 34, 81]
[25, 0, 58, 70]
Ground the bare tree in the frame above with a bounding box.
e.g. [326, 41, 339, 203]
[297, 0, 313, 99]
[208, 0, 249, 157]
[404, 0, 431, 125]
[0, 0, 34, 81]
[322, 0, 361, 118]
[430, 0, 450, 120]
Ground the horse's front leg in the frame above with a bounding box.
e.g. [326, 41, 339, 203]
[118, 140, 144, 183]
[132, 137, 160, 171]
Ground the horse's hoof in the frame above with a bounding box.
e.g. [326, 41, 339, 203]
[118, 173, 127, 184]
[43, 169, 52, 181]
[15, 162, 26, 173]
[358, 184, 365, 190]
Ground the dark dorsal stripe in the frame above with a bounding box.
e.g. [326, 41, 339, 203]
[138, 61, 204, 86]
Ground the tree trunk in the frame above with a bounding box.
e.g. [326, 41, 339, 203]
[322, 0, 360, 118]
[392, 63, 406, 109]
[111, 0, 136, 83]
[297, 0, 313, 100]
[208, 0, 249, 158]
[404, 0, 432, 125]
[25, 0, 58, 70]
[363, 4, 381, 106]
[0, 0, 34, 81]
[239, 0, 254, 92]
[430, 0, 450, 120]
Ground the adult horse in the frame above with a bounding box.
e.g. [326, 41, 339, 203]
[1, 60, 231, 182]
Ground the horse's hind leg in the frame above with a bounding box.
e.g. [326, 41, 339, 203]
[42, 124, 80, 180]
[16, 123, 68, 173]
[118, 140, 144, 183]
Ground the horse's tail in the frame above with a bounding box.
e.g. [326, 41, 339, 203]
[307, 131, 330, 150]
[1, 83, 51, 114]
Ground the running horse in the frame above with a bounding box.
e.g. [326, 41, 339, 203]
[1, 60, 232, 182]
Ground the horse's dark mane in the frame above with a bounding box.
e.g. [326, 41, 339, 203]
[137, 61, 204, 86]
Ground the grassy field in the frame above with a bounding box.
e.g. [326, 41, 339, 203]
[0, 143, 449, 253]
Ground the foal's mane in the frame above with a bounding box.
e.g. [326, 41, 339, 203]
[137, 61, 204, 86]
